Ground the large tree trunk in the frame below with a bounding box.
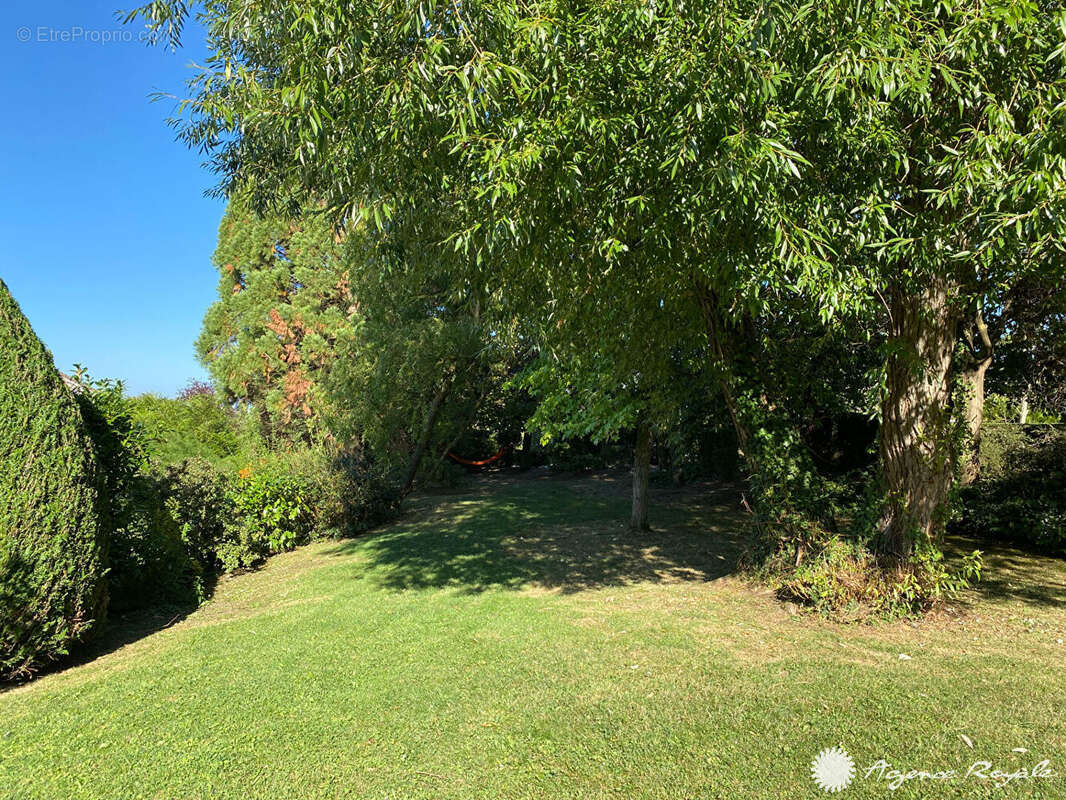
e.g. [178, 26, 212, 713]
[879, 279, 959, 559]
[401, 374, 453, 496]
[631, 419, 652, 531]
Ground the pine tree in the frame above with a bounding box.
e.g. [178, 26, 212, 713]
[197, 194, 355, 444]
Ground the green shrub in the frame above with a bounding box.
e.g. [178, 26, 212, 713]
[163, 452, 333, 575]
[228, 448, 402, 548]
[163, 457, 237, 571]
[982, 393, 1015, 423]
[0, 281, 106, 679]
[757, 529, 982, 619]
[75, 375, 204, 612]
[547, 440, 613, 473]
[161, 448, 394, 577]
[230, 461, 316, 563]
[162, 456, 285, 575]
[271, 447, 347, 532]
[74, 373, 148, 504]
[107, 475, 203, 611]
[974, 423, 1028, 480]
[983, 393, 1062, 425]
[333, 451, 403, 534]
[740, 414, 984, 619]
[962, 425, 1066, 555]
[129, 391, 242, 466]
[749, 488, 982, 619]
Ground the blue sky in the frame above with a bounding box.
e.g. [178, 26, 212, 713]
[1, 0, 223, 396]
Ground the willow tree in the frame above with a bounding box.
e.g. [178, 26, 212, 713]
[800, 0, 1066, 555]
[522, 297, 702, 532]
[326, 243, 521, 496]
[129, 0, 1066, 562]
[129, 0, 849, 490]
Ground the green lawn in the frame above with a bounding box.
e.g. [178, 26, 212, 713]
[2, 475, 1064, 799]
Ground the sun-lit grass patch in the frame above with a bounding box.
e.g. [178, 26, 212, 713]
[1, 475, 1064, 799]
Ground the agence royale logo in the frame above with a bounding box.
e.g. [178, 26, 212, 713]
[809, 745, 1057, 793]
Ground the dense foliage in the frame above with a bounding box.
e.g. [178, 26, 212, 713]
[72, 376, 372, 617]
[129, 387, 242, 466]
[6, 0, 1066, 671]
[985, 278, 1066, 419]
[0, 282, 107, 679]
[75, 373, 205, 611]
[198, 193, 354, 444]
[961, 425, 1066, 557]
[118, 0, 1066, 616]
[107, 473, 202, 612]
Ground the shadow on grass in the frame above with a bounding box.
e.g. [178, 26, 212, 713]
[1, 581, 211, 692]
[325, 473, 748, 594]
[949, 534, 1066, 609]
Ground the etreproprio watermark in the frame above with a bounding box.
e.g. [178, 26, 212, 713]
[15, 26, 152, 44]
[811, 745, 1059, 793]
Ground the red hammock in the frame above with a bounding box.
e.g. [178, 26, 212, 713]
[447, 446, 509, 466]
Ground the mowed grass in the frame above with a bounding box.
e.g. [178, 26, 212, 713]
[1, 475, 1064, 800]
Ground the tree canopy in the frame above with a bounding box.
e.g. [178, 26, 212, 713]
[128, 0, 1066, 571]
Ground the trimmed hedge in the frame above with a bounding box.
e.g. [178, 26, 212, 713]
[0, 280, 107, 679]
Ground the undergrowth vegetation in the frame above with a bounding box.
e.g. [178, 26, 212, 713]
[100, 383, 403, 607]
[742, 427, 983, 619]
[757, 533, 983, 620]
[0, 368, 407, 680]
[961, 425, 1066, 557]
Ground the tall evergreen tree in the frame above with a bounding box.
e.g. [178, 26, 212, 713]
[197, 193, 356, 444]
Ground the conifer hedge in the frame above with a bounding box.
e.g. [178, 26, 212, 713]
[0, 279, 107, 679]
